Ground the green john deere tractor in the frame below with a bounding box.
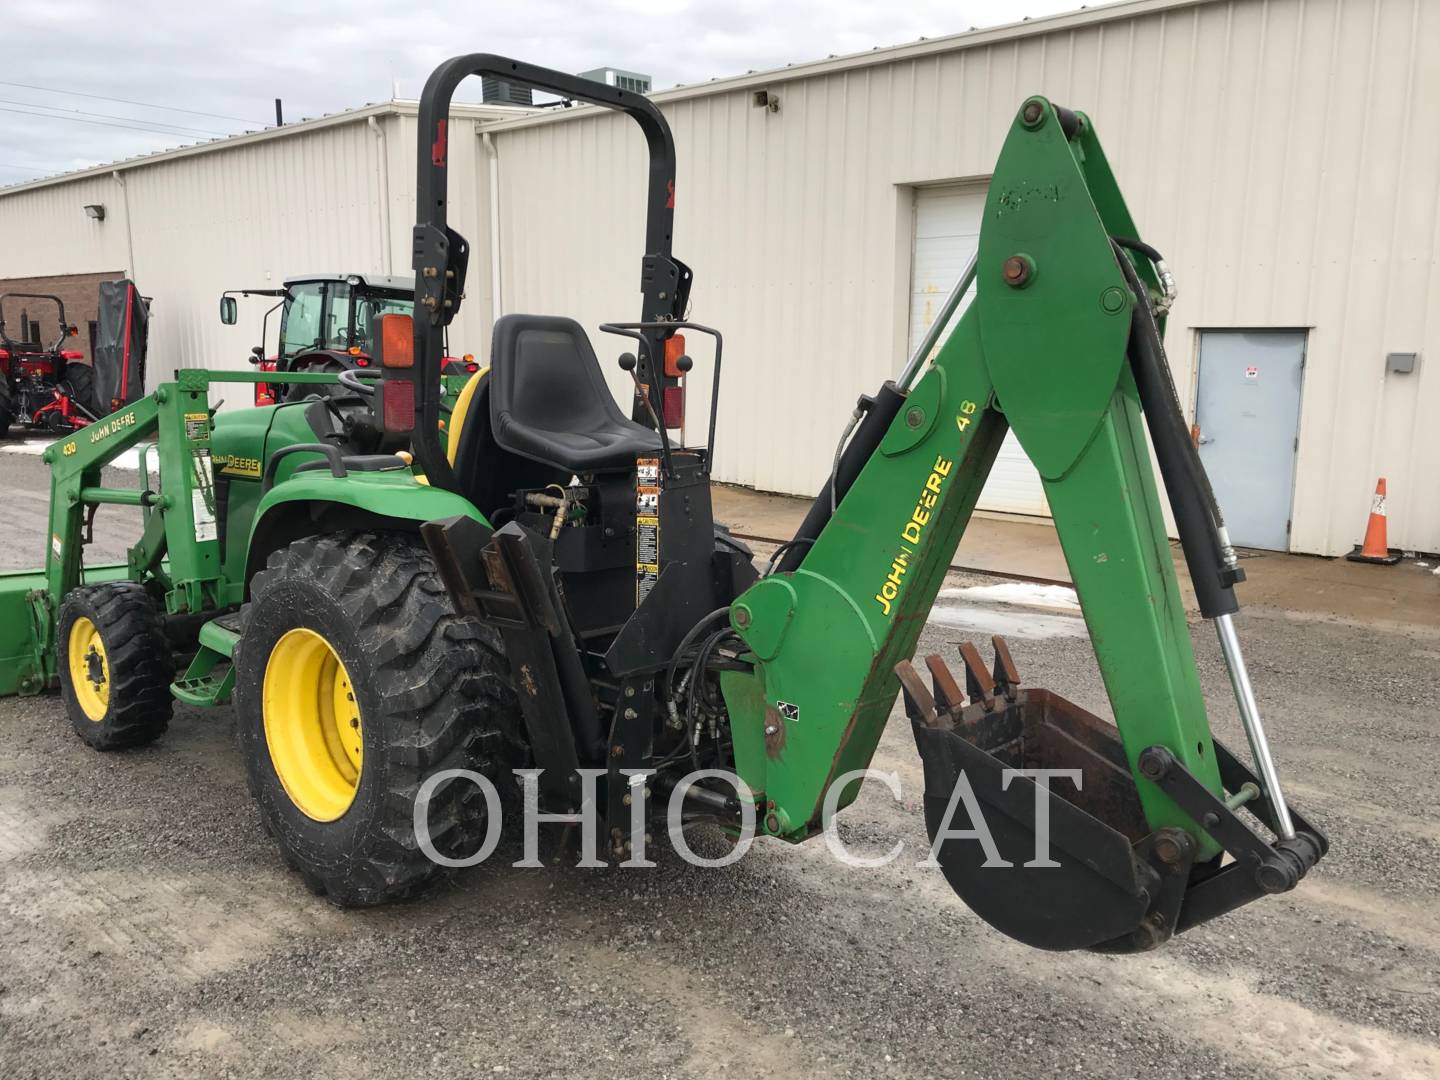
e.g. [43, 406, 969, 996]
[0, 54, 1325, 950]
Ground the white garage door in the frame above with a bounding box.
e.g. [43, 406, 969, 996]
[908, 183, 1049, 517]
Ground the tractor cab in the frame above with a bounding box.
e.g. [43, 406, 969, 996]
[221, 273, 479, 405]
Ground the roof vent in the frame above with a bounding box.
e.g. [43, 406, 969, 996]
[578, 67, 652, 94]
[481, 78, 534, 107]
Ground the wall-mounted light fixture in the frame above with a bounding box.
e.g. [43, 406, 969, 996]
[83, 203, 105, 221]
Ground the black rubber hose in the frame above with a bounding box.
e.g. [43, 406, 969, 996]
[775, 381, 907, 574]
[1055, 104, 1082, 139]
[1111, 241, 1227, 530]
[1111, 235, 1165, 266]
[1113, 242, 1241, 619]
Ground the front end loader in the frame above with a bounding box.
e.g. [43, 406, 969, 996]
[0, 54, 1325, 949]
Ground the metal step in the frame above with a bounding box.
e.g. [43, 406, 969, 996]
[170, 616, 239, 707]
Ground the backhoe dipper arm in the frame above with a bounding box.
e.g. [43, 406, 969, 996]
[402, 54, 691, 493]
[719, 98, 1323, 949]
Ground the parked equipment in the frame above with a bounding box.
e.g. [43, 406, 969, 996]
[220, 273, 479, 406]
[93, 279, 150, 417]
[0, 293, 98, 435]
[0, 55, 1325, 951]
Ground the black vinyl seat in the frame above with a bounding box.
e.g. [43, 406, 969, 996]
[489, 314, 661, 474]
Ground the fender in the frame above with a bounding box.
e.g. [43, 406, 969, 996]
[245, 469, 487, 585]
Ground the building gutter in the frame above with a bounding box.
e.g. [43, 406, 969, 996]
[111, 171, 136, 277]
[482, 131, 503, 322]
[368, 116, 394, 274]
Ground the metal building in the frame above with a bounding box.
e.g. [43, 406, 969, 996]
[0, 100, 515, 399]
[1, 0, 1436, 557]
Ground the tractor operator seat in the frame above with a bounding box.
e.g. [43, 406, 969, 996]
[489, 314, 661, 474]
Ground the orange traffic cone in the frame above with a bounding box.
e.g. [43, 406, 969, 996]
[1346, 477, 1402, 564]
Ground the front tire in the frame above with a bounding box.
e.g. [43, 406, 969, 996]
[233, 532, 518, 906]
[57, 583, 175, 749]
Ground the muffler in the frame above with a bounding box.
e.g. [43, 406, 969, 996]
[898, 637, 1327, 953]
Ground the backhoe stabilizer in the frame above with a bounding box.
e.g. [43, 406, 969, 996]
[722, 96, 1327, 947]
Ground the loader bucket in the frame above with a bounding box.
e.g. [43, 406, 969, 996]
[0, 568, 50, 697]
[898, 637, 1327, 952]
[0, 564, 131, 697]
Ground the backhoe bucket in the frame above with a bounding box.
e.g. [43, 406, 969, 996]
[897, 637, 1325, 952]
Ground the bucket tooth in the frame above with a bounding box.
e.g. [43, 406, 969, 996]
[955, 642, 997, 711]
[924, 653, 967, 716]
[894, 660, 939, 728]
[990, 635, 1020, 701]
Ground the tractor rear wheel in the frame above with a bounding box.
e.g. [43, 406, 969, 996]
[0, 379, 13, 437]
[65, 362, 98, 417]
[57, 582, 175, 749]
[233, 531, 519, 907]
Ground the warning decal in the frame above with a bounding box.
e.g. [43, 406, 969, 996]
[184, 411, 211, 442]
[636, 457, 661, 604]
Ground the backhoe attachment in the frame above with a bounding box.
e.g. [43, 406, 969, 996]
[897, 639, 1326, 952]
[720, 95, 1328, 951]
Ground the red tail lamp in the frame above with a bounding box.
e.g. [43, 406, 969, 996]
[383, 378, 415, 431]
[662, 384, 685, 429]
[378, 313, 416, 432]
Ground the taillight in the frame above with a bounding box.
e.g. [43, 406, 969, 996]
[380, 314, 413, 368]
[60, 350, 84, 360]
[663, 334, 687, 377]
[354, 356, 371, 367]
[662, 384, 685, 429]
[382, 379, 415, 432]
[255, 383, 275, 407]
[466, 361, 478, 373]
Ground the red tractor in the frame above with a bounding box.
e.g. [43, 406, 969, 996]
[0, 293, 98, 436]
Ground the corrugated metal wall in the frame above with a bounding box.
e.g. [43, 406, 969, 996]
[0, 108, 498, 395]
[488, 0, 1440, 556]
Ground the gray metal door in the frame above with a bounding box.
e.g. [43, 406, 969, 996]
[1194, 330, 1306, 550]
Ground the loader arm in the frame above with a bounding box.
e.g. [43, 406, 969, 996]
[720, 98, 1324, 951]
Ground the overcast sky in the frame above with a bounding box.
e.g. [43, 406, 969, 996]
[1, 0, 1085, 186]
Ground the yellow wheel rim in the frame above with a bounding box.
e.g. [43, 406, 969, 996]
[67, 616, 109, 722]
[262, 628, 364, 822]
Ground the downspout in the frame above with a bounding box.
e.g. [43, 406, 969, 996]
[481, 130, 503, 323]
[111, 170, 136, 276]
[368, 115, 394, 274]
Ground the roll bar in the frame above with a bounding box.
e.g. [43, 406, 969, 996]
[0, 292, 72, 353]
[402, 54, 692, 493]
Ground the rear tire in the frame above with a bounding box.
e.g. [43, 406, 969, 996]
[57, 583, 175, 750]
[233, 531, 520, 907]
[64, 362, 98, 417]
[0, 379, 13, 438]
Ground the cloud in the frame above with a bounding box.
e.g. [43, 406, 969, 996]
[0, 0, 1082, 184]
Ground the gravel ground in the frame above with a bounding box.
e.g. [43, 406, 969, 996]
[0, 448, 1437, 1079]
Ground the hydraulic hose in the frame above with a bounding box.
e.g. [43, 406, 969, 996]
[774, 381, 907, 574]
[1113, 240, 1242, 619]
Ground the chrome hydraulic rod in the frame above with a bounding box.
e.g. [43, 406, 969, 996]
[1214, 612, 1296, 839]
[897, 252, 978, 391]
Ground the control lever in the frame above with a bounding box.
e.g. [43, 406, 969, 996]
[618, 351, 673, 477]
